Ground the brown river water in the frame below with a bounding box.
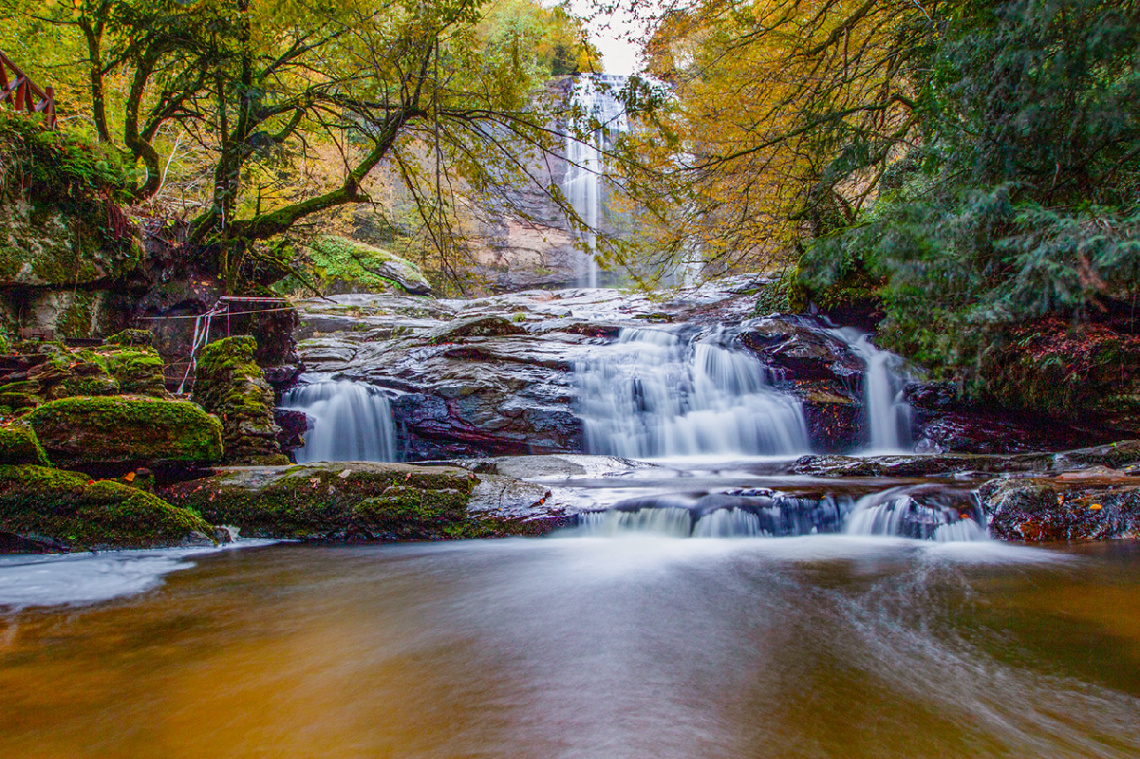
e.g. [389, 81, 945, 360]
[1, 535, 1138, 759]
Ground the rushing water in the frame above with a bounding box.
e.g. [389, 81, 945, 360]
[577, 327, 810, 457]
[563, 75, 629, 288]
[834, 328, 914, 451]
[1, 538, 1138, 759]
[281, 379, 398, 463]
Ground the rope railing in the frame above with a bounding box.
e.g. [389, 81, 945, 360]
[0, 50, 57, 129]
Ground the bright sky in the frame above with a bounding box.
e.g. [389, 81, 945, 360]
[567, 0, 654, 75]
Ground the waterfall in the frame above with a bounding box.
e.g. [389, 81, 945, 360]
[563, 75, 628, 288]
[833, 328, 914, 451]
[280, 380, 397, 463]
[843, 488, 988, 541]
[576, 327, 810, 458]
[574, 487, 987, 541]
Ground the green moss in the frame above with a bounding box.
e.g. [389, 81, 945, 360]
[0, 464, 214, 549]
[165, 463, 477, 540]
[0, 424, 50, 466]
[27, 396, 223, 466]
[275, 235, 432, 296]
[104, 328, 155, 347]
[192, 336, 282, 463]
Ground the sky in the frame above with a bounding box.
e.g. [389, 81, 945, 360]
[567, 0, 654, 75]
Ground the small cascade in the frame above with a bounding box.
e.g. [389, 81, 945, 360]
[576, 327, 810, 458]
[843, 487, 988, 541]
[834, 328, 914, 451]
[280, 380, 398, 463]
[563, 75, 629, 288]
[574, 486, 987, 541]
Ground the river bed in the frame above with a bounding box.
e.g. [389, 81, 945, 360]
[1, 526, 1138, 758]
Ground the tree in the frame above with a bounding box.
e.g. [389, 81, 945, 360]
[5, 0, 599, 291]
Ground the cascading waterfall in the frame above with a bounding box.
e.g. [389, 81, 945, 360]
[576, 327, 810, 458]
[833, 328, 914, 451]
[574, 486, 987, 541]
[843, 487, 988, 541]
[280, 379, 398, 463]
[563, 75, 628, 288]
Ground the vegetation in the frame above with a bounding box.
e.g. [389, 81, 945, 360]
[4, 0, 600, 292]
[631, 0, 1140, 413]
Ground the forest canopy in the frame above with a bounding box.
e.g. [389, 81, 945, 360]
[1, 0, 600, 290]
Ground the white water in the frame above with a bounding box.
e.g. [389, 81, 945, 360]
[576, 327, 810, 458]
[563, 75, 628, 288]
[835, 328, 914, 451]
[844, 489, 988, 542]
[281, 380, 398, 463]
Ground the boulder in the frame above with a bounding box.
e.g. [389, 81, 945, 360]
[0, 464, 219, 550]
[164, 462, 482, 540]
[193, 336, 286, 464]
[980, 474, 1140, 541]
[739, 316, 864, 382]
[26, 396, 223, 473]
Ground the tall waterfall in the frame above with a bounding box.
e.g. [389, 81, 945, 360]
[280, 380, 398, 463]
[563, 75, 628, 288]
[833, 328, 914, 451]
[576, 327, 810, 458]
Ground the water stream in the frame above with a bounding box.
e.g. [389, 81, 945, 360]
[1, 539, 1137, 758]
[280, 379, 398, 463]
[576, 327, 810, 458]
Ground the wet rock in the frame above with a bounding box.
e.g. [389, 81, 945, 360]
[0, 464, 217, 550]
[274, 408, 310, 455]
[793, 382, 862, 453]
[980, 474, 1140, 541]
[193, 337, 286, 465]
[739, 316, 864, 382]
[425, 315, 527, 344]
[0, 531, 66, 554]
[27, 396, 223, 474]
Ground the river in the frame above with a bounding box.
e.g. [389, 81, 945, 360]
[2, 493, 1138, 757]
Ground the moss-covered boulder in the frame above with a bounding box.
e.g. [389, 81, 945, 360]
[164, 462, 479, 540]
[0, 465, 218, 549]
[26, 396, 223, 471]
[278, 235, 433, 296]
[0, 424, 49, 466]
[192, 336, 285, 464]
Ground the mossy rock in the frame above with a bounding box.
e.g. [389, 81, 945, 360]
[27, 396, 223, 469]
[280, 235, 433, 296]
[104, 328, 155, 347]
[164, 462, 478, 540]
[192, 336, 283, 464]
[0, 424, 49, 466]
[0, 464, 215, 549]
[102, 347, 169, 397]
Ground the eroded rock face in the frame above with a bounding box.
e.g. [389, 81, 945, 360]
[289, 280, 1113, 460]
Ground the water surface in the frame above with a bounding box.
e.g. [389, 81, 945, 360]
[2, 537, 1138, 759]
